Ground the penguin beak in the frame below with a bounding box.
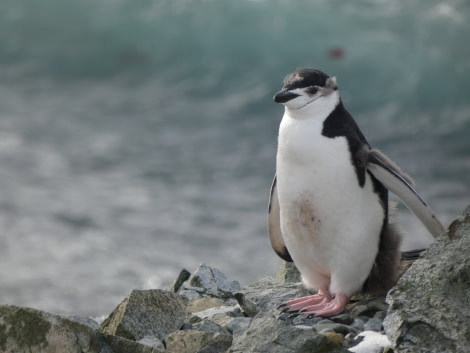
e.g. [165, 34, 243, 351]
[273, 90, 300, 104]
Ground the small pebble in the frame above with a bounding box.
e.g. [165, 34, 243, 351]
[351, 317, 366, 331]
[316, 319, 335, 325]
[314, 323, 356, 335]
[363, 317, 383, 332]
[180, 322, 193, 330]
[321, 331, 344, 345]
[292, 315, 314, 326]
[330, 313, 352, 325]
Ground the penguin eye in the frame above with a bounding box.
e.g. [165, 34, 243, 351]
[307, 86, 319, 95]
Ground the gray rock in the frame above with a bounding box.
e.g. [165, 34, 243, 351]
[178, 285, 207, 299]
[223, 317, 253, 334]
[102, 333, 164, 353]
[275, 261, 302, 283]
[313, 323, 357, 336]
[197, 339, 233, 353]
[99, 289, 188, 342]
[182, 263, 241, 300]
[329, 313, 352, 325]
[235, 276, 311, 316]
[169, 268, 191, 293]
[363, 317, 383, 332]
[137, 335, 166, 350]
[316, 319, 335, 325]
[67, 315, 100, 330]
[165, 330, 232, 353]
[190, 304, 242, 321]
[384, 207, 470, 353]
[348, 298, 388, 318]
[292, 315, 314, 326]
[350, 317, 366, 331]
[192, 319, 229, 334]
[233, 292, 259, 317]
[229, 317, 348, 353]
[0, 305, 103, 353]
[0, 305, 163, 353]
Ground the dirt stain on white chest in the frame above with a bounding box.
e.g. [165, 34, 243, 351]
[282, 192, 323, 243]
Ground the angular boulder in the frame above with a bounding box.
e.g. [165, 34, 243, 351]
[0, 305, 104, 353]
[179, 263, 241, 300]
[99, 289, 187, 342]
[384, 207, 470, 353]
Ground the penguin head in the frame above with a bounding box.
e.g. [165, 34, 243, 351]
[273, 68, 339, 115]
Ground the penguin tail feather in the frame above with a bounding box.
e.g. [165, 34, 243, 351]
[362, 222, 402, 296]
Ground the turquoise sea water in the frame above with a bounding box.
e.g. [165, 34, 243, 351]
[0, 0, 469, 315]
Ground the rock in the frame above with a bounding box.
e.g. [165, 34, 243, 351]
[99, 289, 188, 342]
[137, 335, 166, 350]
[350, 317, 366, 331]
[192, 319, 229, 334]
[67, 315, 100, 330]
[169, 268, 191, 293]
[180, 263, 241, 300]
[275, 261, 302, 283]
[292, 315, 315, 326]
[190, 304, 242, 322]
[348, 298, 388, 318]
[229, 317, 349, 353]
[102, 333, 164, 353]
[0, 305, 103, 353]
[223, 317, 253, 335]
[313, 323, 357, 336]
[165, 330, 232, 353]
[384, 207, 470, 353]
[321, 331, 344, 346]
[362, 317, 382, 332]
[329, 313, 353, 325]
[233, 292, 259, 317]
[348, 331, 391, 353]
[234, 276, 311, 316]
[0, 305, 162, 353]
[188, 297, 224, 313]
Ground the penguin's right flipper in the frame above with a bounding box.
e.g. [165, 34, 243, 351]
[366, 149, 445, 238]
[268, 175, 293, 262]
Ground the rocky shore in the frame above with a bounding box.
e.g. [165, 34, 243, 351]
[1, 206, 469, 353]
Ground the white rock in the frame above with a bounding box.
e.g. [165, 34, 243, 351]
[348, 331, 392, 353]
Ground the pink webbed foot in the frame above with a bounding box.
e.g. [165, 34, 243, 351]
[279, 292, 349, 318]
[299, 293, 349, 317]
[278, 290, 331, 314]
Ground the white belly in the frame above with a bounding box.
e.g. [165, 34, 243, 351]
[276, 113, 384, 296]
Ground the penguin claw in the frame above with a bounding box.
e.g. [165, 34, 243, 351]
[280, 306, 290, 313]
[277, 303, 287, 310]
[288, 312, 301, 318]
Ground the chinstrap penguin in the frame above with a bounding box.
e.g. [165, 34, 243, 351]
[268, 68, 444, 317]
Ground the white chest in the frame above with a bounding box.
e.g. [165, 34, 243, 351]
[276, 112, 356, 198]
[275, 111, 383, 282]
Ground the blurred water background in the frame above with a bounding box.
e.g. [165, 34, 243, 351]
[0, 0, 469, 316]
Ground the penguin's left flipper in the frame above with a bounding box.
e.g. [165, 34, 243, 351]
[366, 148, 445, 238]
[268, 175, 293, 262]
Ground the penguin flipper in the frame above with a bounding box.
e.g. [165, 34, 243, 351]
[268, 176, 293, 262]
[366, 149, 445, 238]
